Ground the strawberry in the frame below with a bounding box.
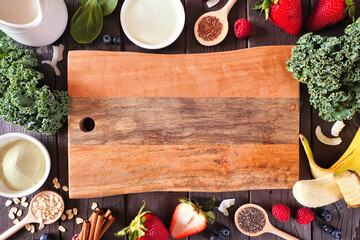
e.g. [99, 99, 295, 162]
[307, 0, 356, 32]
[169, 198, 215, 239]
[115, 201, 169, 240]
[253, 0, 302, 36]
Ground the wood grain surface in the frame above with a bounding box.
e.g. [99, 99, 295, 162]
[68, 47, 300, 198]
[1, 0, 360, 239]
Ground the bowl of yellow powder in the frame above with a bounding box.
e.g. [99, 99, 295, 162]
[0, 133, 50, 197]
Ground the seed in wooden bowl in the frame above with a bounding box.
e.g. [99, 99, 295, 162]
[12, 198, 20, 204]
[59, 225, 66, 232]
[5, 200, 12, 207]
[237, 207, 266, 234]
[76, 217, 83, 224]
[91, 202, 98, 210]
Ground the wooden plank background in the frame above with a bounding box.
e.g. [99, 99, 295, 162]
[0, 0, 359, 239]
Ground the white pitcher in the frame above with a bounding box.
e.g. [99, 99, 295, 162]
[0, 0, 68, 47]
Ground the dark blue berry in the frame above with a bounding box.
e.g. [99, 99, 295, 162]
[331, 228, 341, 239]
[40, 233, 54, 240]
[321, 209, 332, 222]
[112, 35, 122, 45]
[322, 225, 333, 233]
[103, 34, 112, 44]
[219, 226, 230, 237]
[209, 233, 221, 240]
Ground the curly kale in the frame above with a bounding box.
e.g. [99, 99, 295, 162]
[0, 36, 70, 135]
[287, 18, 360, 122]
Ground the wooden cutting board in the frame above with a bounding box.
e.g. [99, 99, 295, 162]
[68, 46, 299, 198]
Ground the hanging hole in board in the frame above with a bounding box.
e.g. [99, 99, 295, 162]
[79, 117, 95, 132]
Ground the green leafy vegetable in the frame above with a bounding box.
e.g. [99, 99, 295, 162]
[0, 36, 70, 135]
[97, 0, 118, 16]
[287, 18, 360, 122]
[70, 0, 118, 44]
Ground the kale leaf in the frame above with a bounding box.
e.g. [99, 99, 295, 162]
[0, 36, 70, 135]
[287, 18, 360, 122]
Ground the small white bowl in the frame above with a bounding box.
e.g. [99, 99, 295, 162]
[0, 133, 51, 198]
[120, 0, 185, 49]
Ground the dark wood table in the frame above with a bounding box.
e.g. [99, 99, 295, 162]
[1, 0, 360, 239]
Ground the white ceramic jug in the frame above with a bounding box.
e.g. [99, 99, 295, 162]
[0, 0, 68, 47]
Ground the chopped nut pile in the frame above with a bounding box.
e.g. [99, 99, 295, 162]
[31, 194, 64, 221]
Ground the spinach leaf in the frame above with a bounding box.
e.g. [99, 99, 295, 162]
[70, 0, 103, 44]
[98, 0, 118, 16]
[0, 30, 5, 39]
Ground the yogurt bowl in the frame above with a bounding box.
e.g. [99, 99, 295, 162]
[0, 133, 51, 198]
[120, 0, 185, 49]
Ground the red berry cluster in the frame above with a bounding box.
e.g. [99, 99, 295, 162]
[272, 204, 314, 225]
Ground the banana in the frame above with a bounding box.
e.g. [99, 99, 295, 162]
[293, 173, 343, 208]
[334, 171, 360, 208]
[294, 128, 360, 208]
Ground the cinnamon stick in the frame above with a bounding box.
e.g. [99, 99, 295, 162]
[79, 220, 90, 240]
[103, 209, 112, 219]
[88, 209, 102, 240]
[99, 214, 116, 239]
[93, 213, 105, 240]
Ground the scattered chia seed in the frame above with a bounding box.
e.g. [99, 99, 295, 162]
[238, 207, 266, 234]
[198, 16, 223, 41]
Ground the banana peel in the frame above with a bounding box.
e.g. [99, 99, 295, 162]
[294, 128, 360, 208]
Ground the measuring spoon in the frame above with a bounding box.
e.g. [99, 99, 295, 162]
[234, 203, 300, 240]
[194, 0, 237, 46]
[0, 191, 64, 240]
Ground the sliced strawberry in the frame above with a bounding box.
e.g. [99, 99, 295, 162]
[115, 201, 169, 240]
[169, 198, 215, 239]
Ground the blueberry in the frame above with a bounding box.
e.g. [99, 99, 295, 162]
[40, 233, 54, 240]
[321, 209, 332, 222]
[103, 34, 112, 44]
[331, 228, 341, 239]
[322, 225, 333, 233]
[209, 233, 221, 240]
[112, 35, 122, 45]
[219, 226, 230, 237]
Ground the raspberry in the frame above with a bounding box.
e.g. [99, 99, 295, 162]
[234, 19, 252, 39]
[295, 207, 315, 225]
[272, 204, 291, 222]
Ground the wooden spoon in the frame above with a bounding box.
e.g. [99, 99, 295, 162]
[194, 0, 237, 46]
[0, 191, 64, 240]
[234, 204, 300, 240]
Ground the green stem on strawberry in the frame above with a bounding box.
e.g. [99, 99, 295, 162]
[252, 0, 277, 20]
[114, 201, 151, 239]
[178, 198, 216, 224]
[345, 0, 356, 22]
